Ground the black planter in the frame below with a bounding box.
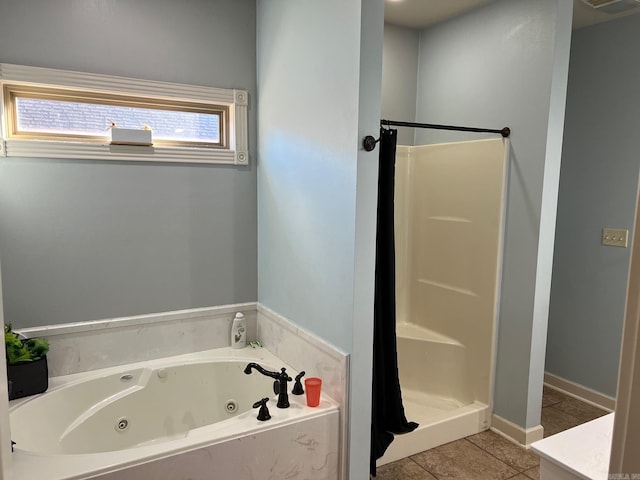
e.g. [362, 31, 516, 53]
[7, 356, 48, 400]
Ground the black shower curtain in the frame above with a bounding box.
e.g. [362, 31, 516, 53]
[370, 128, 418, 476]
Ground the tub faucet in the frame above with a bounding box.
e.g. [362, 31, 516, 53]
[244, 363, 292, 408]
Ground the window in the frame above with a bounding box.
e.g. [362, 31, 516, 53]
[7, 86, 226, 147]
[0, 64, 248, 164]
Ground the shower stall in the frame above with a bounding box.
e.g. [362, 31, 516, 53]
[380, 137, 509, 464]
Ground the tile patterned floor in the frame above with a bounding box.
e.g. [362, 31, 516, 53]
[374, 386, 609, 480]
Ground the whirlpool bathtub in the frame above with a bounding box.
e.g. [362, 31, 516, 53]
[8, 348, 339, 480]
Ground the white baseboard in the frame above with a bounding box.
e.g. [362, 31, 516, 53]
[544, 372, 615, 412]
[490, 413, 544, 447]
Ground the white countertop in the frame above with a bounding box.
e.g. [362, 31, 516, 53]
[531, 413, 614, 480]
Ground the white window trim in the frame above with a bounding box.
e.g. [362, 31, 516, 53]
[0, 63, 249, 165]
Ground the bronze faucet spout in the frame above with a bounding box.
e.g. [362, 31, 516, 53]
[244, 363, 292, 408]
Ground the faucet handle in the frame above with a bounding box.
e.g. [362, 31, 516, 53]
[273, 367, 293, 395]
[292, 371, 306, 395]
[252, 397, 271, 421]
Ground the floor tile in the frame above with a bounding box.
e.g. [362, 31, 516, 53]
[523, 465, 540, 479]
[550, 396, 608, 424]
[411, 439, 518, 480]
[380, 394, 599, 479]
[541, 406, 581, 437]
[466, 430, 539, 471]
[542, 386, 571, 407]
[374, 458, 437, 480]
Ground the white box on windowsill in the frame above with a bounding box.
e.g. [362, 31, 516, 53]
[110, 128, 153, 146]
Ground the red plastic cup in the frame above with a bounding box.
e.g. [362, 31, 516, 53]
[304, 377, 322, 407]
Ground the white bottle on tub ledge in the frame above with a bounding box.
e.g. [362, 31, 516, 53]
[231, 312, 246, 349]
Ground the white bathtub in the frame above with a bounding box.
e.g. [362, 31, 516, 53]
[8, 347, 339, 480]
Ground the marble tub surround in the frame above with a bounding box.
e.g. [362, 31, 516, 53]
[91, 410, 339, 480]
[256, 303, 349, 479]
[256, 304, 348, 405]
[15, 303, 257, 377]
[9, 347, 339, 480]
[10, 303, 348, 478]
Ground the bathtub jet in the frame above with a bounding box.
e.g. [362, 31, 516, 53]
[8, 348, 339, 480]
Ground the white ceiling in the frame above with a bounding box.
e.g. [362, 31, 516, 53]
[384, 0, 640, 30]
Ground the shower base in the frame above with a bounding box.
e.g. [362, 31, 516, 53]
[377, 390, 489, 466]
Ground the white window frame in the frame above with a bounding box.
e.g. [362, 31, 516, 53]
[0, 63, 249, 165]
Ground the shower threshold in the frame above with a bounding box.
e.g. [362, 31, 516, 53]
[377, 389, 489, 466]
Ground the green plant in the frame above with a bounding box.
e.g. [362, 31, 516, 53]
[4, 324, 49, 365]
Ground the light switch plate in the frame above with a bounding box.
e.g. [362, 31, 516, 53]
[602, 228, 628, 247]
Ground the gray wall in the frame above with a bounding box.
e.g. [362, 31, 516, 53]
[0, 0, 258, 328]
[547, 15, 640, 397]
[414, 0, 573, 428]
[257, 0, 361, 354]
[382, 24, 419, 146]
[257, 1, 383, 477]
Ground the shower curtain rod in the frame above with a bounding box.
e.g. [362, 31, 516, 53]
[362, 119, 510, 152]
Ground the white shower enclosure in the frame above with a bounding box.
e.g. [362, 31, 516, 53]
[380, 138, 509, 464]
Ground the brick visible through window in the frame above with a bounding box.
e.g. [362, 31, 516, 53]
[4, 84, 228, 148]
